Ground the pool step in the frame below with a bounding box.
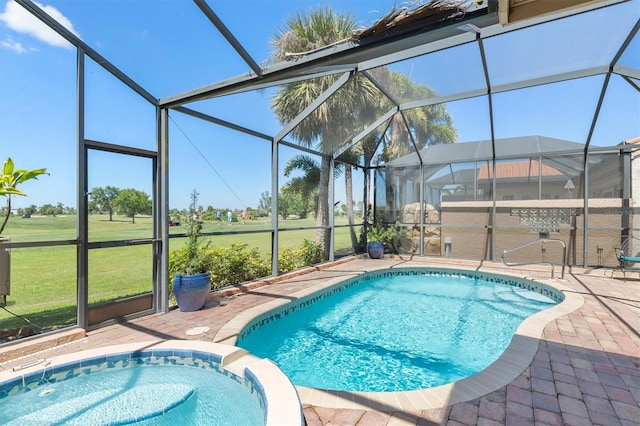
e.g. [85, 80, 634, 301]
[6, 383, 195, 425]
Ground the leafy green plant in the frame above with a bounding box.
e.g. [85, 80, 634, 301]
[366, 222, 395, 244]
[386, 223, 412, 254]
[277, 239, 323, 273]
[208, 243, 270, 289]
[300, 239, 323, 265]
[0, 157, 48, 235]
[367, 221, 411, 254]
[168, 244, 211, 281]
[169, 190, 211, 280]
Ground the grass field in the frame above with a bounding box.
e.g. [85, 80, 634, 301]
[0, 214, 363, 334]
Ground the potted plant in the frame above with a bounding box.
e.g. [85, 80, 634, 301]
[366, 220, 412, 259]
[169, 190, 212, 311]
[0, 158, 48, 305]
[366, 221, 394, 259]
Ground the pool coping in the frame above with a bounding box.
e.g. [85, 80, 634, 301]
[214, 261, 584, 412]
[0, 340, 304, 426]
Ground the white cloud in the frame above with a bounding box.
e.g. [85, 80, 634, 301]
[1, 36, 24, 53]
[0, 0, 80, 49]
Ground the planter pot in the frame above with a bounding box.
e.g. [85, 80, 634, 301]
[367, 242, 384, 259]
[173, 271, 211, 312]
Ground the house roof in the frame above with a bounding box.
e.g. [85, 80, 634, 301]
[477, 160, 564, 180]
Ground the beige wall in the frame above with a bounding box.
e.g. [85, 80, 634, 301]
[437, 199, 630, 267]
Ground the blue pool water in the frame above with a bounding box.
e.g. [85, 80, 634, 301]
[0, 355, 264, 425]
[238, 269, 558, 392]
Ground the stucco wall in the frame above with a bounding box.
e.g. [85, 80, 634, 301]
[437, 199, 630, 267]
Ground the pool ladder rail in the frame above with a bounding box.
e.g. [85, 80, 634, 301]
[501, 234, 567, 279]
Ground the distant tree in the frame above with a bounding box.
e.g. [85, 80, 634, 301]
[90, 186, 120, 221]
[258, 191, 271, 214]
[88, 199, 98, 214]
[40, 203, 54, 216]
[114, 188, 151, 223]
[40, 202, 63, 217]
[278, 190, 300, 220]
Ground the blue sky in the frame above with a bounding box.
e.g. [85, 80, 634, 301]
[1, 0, 639, 211]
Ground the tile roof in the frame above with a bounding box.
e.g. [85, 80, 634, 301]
[477, 160, 564, 180]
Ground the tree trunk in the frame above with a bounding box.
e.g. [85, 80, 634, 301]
[345, 164, 358, 250]
[0, 196, 11, 235]
[315, 156, 331, 260]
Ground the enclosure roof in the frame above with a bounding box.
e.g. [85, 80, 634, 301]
[160, 0, 629, 107]
[7, 0, 638, 188]
[159, 1, 496, 106]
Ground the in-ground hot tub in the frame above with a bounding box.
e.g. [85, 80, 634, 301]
[0, 340, 303, 426]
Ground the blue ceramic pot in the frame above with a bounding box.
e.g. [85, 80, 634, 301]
[173, 272, 211, 311]
[367, 242, 384, 259]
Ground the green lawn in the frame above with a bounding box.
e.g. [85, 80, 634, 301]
[0, 214, 362, 334]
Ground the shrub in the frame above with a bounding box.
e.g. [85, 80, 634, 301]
[277, 239, 322, 274]
[208, 243, 270, 289]
[202, 211, 215, 221]
[366, 222, 395, 244]
[386, 224, 412, 254]
[301, 239, 323, 265]
[170, 239, 324, 296]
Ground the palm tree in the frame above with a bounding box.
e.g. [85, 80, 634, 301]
[386, 72, 456, 160]
[335, 148, 362, 249]
[271, 7, 378, 258]
[271, 6, 457, 257]
[283, 155, 319, 219]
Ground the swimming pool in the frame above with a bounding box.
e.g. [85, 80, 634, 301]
[0, 341, 303, 426]
[216, 263, 583, 410]
[237, 268, 560, 392]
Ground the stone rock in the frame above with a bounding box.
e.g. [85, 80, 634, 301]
[402, 202, 440, 224]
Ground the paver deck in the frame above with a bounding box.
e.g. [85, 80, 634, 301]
[1, 256, 638, 425]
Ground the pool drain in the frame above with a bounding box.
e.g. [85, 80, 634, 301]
[185, 326, 210, 336]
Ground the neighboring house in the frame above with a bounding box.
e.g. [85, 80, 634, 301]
[476, 160, 572, 201]
[385, 136, 625, 212]
[382, 135, 635, 266]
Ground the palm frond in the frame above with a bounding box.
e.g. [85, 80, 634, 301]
[352, 0, 465, 41]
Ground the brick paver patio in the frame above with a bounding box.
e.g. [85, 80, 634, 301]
[1, 257, 638, 425]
